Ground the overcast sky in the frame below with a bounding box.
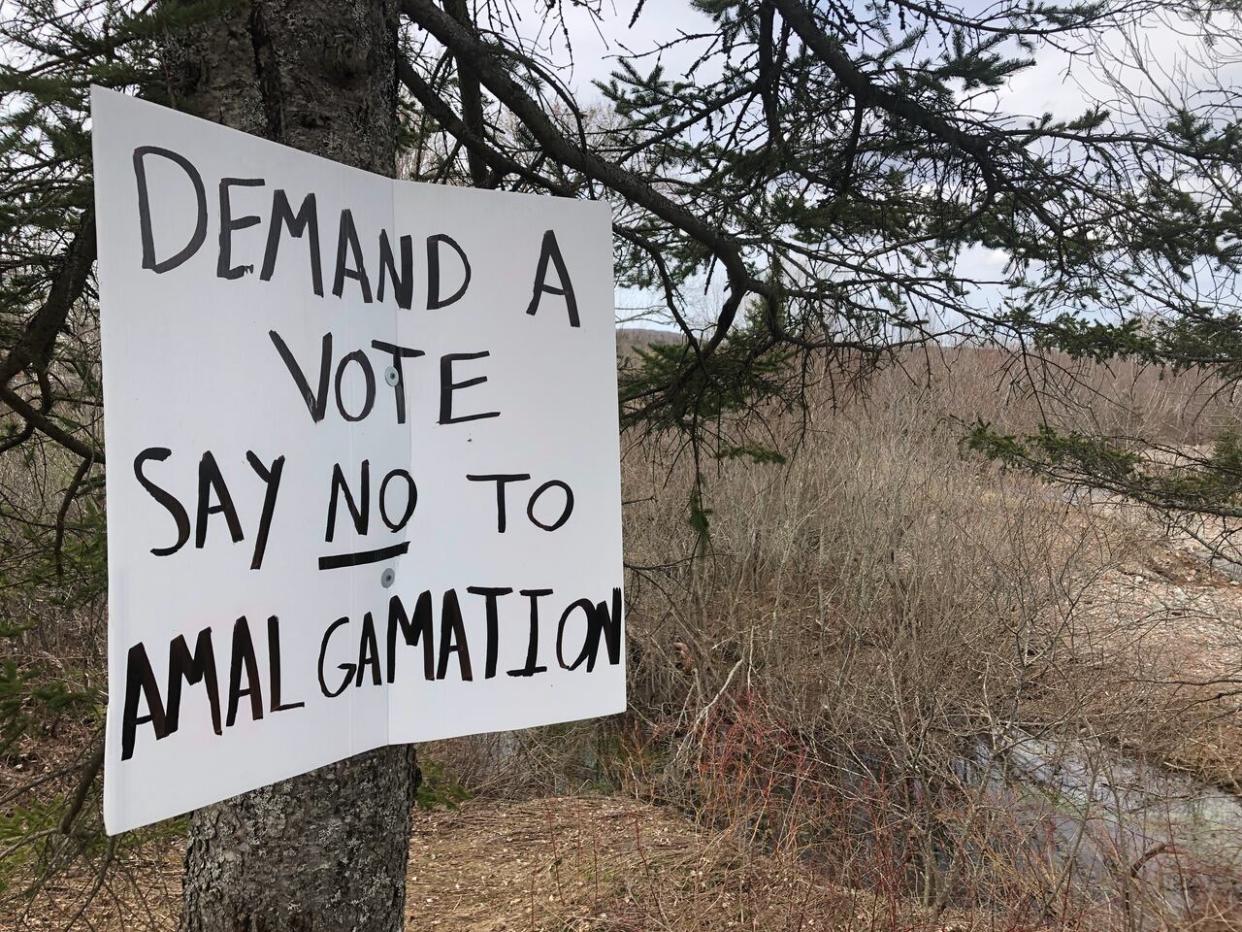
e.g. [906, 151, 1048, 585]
[505, 1, 1239, 331]
[533, 1, 1239, 108]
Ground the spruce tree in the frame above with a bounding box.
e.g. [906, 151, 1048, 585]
[2, 0, 1242, 927]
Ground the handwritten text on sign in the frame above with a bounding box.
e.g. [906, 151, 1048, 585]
[93, 89, 624, 834]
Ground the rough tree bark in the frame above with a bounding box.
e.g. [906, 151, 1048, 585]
[163, 3, 419, 931]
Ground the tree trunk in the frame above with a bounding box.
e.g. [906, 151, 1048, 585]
[164, 3, 418, 931]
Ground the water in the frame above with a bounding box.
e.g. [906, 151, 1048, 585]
[972, 728, 1242, 920]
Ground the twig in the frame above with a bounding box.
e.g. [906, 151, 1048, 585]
[59, 735, 105, 836]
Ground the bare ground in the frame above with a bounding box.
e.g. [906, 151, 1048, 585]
[4, 796, 981, 932]
[407, 796, 980, 932]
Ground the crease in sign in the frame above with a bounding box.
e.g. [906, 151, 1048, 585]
[92, 87, 625, 834]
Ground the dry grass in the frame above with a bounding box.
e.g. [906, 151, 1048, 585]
[3, 345, 1242, 929]
[443, 348, 1242, 929]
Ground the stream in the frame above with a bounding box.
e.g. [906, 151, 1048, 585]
[973, 728, 1242, 921]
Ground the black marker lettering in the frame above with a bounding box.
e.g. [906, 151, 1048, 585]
[379, 469, 417, 532]
[270, 330, 333, 422]
[133, 447, 190, 557]
[261, 190, 323, 295]
[595, 588, 625, 668]
[369, 340, 424, 424]
[426, 233, 471, 309]
[437, 590, 473, 681]
[225, 616, 263, 727]
[245, 451, 284, 570]
[196, 452, 244, 549]
[325, 460, 369, 542]
[165, 627, 222, 738]
[318, 616, 354, 698]
[334, 349, 376, 422]
[267, 616, 304, 712]
[467, 586, 512, 679]
[525, 229, 580, 327]
[387, 591, 435, 682]
[508, 589, 550, 677]
[332, 209, 372, 302]
[557, 599, 597, 671]
[133, 146, 207, 273]
[526, 479, 574, 532]
[378, 230, 414, 309]
[355, 611, 382, 687]
[558, 588, 624, 673]
[317, 542, 408, 570]
[439, 352, 500, 425]
[217, 177, 265, 279]
[120, 642, 167, 761]
[466, 474, 530, 533]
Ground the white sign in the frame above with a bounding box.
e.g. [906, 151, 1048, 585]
[92, 88, 624, 834]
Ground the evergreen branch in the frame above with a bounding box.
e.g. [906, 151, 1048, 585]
[0, 208, 96, 392]
[399, 0, 753, 359]
[0, 385, 104, 463]
[441, 0, 491, 188]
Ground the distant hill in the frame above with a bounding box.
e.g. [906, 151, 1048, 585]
[616, 327, 684, 358]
